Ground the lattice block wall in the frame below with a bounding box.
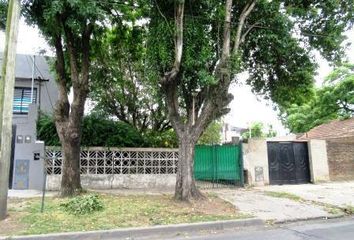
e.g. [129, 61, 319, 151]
[45, 147, 178, 175]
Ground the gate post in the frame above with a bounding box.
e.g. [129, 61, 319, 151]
[239, 143, 244, 187]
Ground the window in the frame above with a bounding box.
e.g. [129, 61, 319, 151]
[13, 87, 37, 114]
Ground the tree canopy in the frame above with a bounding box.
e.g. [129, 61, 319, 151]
[0, 0, 6, 30]
[90, 24, 170, 133]
[282, 63, 354, 133]
[241, 122, 277, 140]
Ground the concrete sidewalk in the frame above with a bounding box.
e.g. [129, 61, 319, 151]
[215, 189, 336, 222]
[255, 181, 354, 208]
[214, 182, 354, 222]
[7, 190, 57, 198]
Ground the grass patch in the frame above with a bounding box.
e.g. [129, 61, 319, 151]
[263, 191, 303, 202]
[343, 205, 354, 215]
[1, 193, 248, 237]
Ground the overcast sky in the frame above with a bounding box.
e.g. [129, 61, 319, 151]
[1, 18, 353, 135]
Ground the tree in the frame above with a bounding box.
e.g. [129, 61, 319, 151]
[241, 122, 277, 140]
[282, 63, 354, 133]
[147, 0, 354, 201]
[89, 8, 171, 134]
[23, 0, 108, 196]
[242, 122, 264, 139]
[266, 124, 277, 138]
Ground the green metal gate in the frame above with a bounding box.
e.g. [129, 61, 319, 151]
[194, 144, 243, 188]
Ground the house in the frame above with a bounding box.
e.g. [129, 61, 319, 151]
[221, 122, 247, 143]
[297, 118, 354, 181]
[0, 53, 58, 190]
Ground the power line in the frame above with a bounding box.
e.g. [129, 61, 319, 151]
[25, 55, 55, 112]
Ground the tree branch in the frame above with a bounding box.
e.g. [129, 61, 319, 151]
[161, 1, 184, 84]
[240, 21, 260, 44]
[161, 1, 185, 137]
[53, 32, 70, 123]
[221, 0, 233, 61]
[192, 0, 234, 140]
[233, 0, 256, 55]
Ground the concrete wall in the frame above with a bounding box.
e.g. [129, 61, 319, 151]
[266, 134, 298, 141]
[47, 174, 176, 190]
[243, 138, 331, 185]
[10, 55, 58, 190]
[326, 136, 354, 181]
[243, 138, 269, 186]
[308, 140, 330, 183]
[12, 104, 45, 190]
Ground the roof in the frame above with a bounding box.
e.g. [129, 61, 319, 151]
[0, 53, 54, 80]
[298, 117, 354, 140]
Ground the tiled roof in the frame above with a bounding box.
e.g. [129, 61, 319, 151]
[298, 117, 354, 140]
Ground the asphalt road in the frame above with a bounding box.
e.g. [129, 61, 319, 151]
[166, 218, 354, 240]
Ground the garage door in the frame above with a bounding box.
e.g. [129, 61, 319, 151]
[267, 142, 311, 185]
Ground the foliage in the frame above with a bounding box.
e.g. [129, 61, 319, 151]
[266, 124, 277, 138]
[143, 129, 178, 148]
[60, 194, 104, 215]
[37, 114, 145, 147]
[198, 121, 222, 145]
[242, 122, 264, 139]
[242, 122, 277, 140]
[37, 113, 61, 146]
[282, 63, 354, 133]
[0, 0, 6, 30]
[89, 6, 170, 133]
[148, 0, 354, 118]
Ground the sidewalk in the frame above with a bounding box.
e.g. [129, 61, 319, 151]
[7, 190, 57, 198]
[213, 181, 354, 223]
[255, 181, 354, 208]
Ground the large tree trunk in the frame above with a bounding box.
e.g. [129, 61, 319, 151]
[60, 135, 81, 196]
[56, 122, 82, 197]
[51, 20, 92, 197]
[174, 130, 204, 201]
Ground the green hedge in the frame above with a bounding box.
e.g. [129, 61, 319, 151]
[37, 114, 145, 147]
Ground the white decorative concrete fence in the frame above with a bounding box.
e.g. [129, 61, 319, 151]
[45, 147, 178, 190]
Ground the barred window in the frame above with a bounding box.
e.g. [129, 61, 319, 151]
[13, 87, 37, 114]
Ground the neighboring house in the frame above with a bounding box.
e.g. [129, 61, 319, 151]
[221, 123, 247, 143]
[0, 53, 58, 190]
[297, 118, 354, 181]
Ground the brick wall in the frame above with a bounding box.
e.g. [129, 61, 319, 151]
[326, 136, 354, 181]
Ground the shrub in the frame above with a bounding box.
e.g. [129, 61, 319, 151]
[143, 129, 178, 148]
[37, 113, 145, 147]
[60, 194, 104, 215]
[36, 113, 60, 146]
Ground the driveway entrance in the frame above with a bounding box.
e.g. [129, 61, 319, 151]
[267, 142, 311, 185]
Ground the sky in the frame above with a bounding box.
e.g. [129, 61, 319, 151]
[1, 18, 353, 136]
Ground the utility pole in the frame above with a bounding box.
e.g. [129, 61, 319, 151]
[0, 0, 21, 220]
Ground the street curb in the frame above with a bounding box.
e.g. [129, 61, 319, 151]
[0, 218, 264, 240]
[273, 213, 345, 224]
